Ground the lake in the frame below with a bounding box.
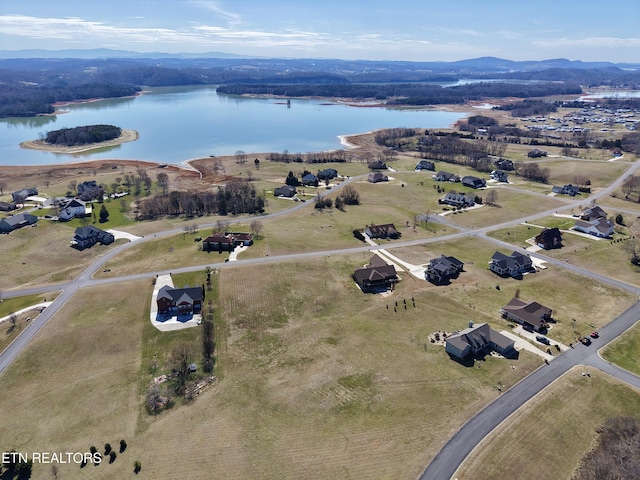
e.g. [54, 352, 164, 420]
[0, 86, 466, 166]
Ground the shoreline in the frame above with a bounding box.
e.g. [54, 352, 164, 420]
[19, 129, 139, 154]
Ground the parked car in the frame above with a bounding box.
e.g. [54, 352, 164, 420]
[536, 335, 550, 345]
[579, 336, 592, 346]
[590, 331, 599, 338]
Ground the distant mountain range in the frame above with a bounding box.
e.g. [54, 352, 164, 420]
[0, 49, 638, 74]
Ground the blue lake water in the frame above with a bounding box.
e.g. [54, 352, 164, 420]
[0, 86, 466, 166]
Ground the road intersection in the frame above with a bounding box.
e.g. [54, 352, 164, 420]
[1, 158, 640, 478]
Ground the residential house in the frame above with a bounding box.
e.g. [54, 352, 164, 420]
[433, 171, 460, 182]
[301, 173, 319, 187]
[527, 149, 548, 158]
[156, 285, 203, 315]
[574, 217, 614, 238]
[202, 232, 254, 251]
[494, 158, 514, 171]
[439, 191, 475, 208]
[58, 198, 88, 221]
[446, 322, 516, 360]
[580, 205, 608, 222]
[0, 201, 17, 212]
[368, 172, 389, 183]
[353, 254, 399, 293]
[415, 160, 435, 171]
[535, 227, 563, 249]
[573, 205, 614, 238]
[489, 170, 509, 182]
[368, 160, 387, 170]
[0, 212, 38, 233]
[11, 187, 38, 203]
[71, 225, 115, 249]
[365, 223, 399, 239]
[461, 175, 486, 189]
[489, 251, 533, 277]
[425, 255, 464, 284]
[77, 180, 103, 201]
[552, 184, 580, 196]
[500, 297, 552, 332]
[274, 185, 297, 197]
[317, 168, 338, 181]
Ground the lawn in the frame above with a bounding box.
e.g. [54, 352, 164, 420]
[0, 292, 58, 353]
[454, 368, 640, 480]
[0, 257, 545, 480]
[0, 221, 121, 289]
[0, 282, 147, 478]
[601, 321, 640, 376]
[404, 236, 636, 345]
[441, 188, 566, 229]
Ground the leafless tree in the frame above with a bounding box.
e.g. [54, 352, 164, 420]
[250, 219, 263, 239]
[623, 237, 640, 265]
[485, 189, 498, 205]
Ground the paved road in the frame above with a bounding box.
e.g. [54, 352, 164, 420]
[420, 300, 640, 480]
[2, 157, 640, 479]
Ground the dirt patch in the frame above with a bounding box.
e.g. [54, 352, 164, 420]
[0, 158, 201, 195]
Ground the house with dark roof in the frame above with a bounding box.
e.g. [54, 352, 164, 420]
[415, 160, 435, 171]
[202, 232, 254, 251]
[500, 297, 552, 333]
[535, 227, 563, 249]
[552, 184, 580, 196]
[433, 171, 460, 182]
[425, 255, 464, 284]
[156, 285, 203, 315]
[365, 223, 399, 239]
[368, 172, 389, 183]
[77, 180, 103, 201]
[439, 191, 475, 208]
[317, 168, 338, 181]
[494, 158, 514, 171]
[0, 212, 38, 233]
[580, 205, 607, 222]
[489, 251, 534, 277]
[71, 225, 115, 249]
[368, 160, 387, 170]
[11, 187, 38, 203]
[446, 322, 516, 360]
[0, 201, 17, 212]
[301, 173, 319, 187]
[574, 217, 614, 238]
[461, 175, 486, 189]
[58, 198, 88, 221]
[528, 149, 547, 158]
[274, 185, 297, 197]
[489, 170, 509, 182]
[353, 254, 399, 293]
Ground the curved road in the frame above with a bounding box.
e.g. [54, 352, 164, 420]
[2, 159, 640, 479]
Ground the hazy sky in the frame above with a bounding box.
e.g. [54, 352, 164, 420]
[0, 0, 639, 62]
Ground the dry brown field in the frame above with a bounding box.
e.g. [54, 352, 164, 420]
[455, 368, 640, 480]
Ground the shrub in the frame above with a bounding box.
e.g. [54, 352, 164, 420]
[353, 229, 365, 242]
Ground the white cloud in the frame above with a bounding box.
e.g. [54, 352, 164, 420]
[186, 1, 241, 25]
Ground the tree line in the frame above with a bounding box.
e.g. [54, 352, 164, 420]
[0, 82, 140, 118]
[266, 150, 350, 163]
[136, 181, 264, 219]
[44, 124, 122, 146]
[217, 81, 582, 105]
